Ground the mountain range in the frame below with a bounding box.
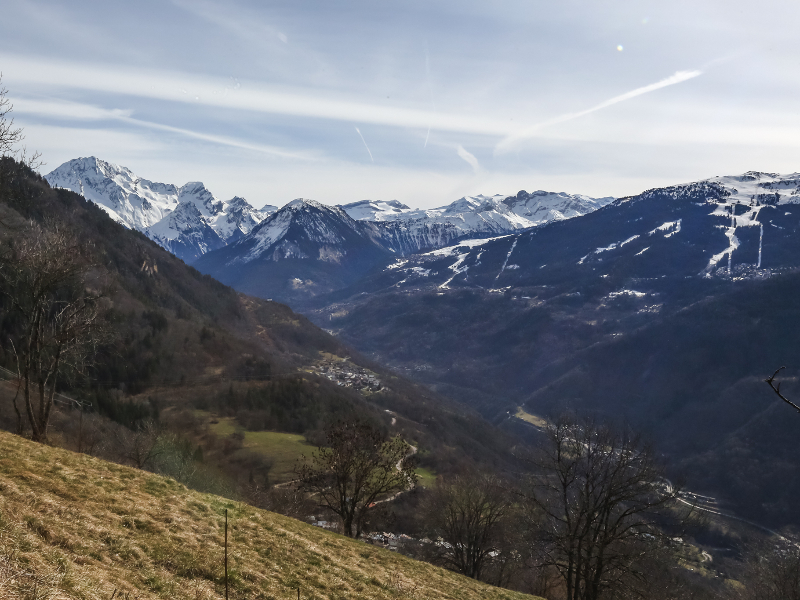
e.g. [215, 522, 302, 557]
[45, 157, 614, 272]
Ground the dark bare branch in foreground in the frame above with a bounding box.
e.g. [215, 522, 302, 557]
[765, 367, 800, 414]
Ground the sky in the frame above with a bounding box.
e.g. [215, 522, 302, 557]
[2, 0, 800, 210]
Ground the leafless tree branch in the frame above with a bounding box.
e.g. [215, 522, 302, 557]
[765, 367, 800, 414]
[0, 74, 23, 158]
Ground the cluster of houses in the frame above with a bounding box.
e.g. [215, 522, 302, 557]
[313, 360, 383, 391]
[364, 532, 421, 550]
[307, 519, 448, 553]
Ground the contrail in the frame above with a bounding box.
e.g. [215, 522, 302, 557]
[355, 127, 374, 162]
[495, 69, 703, 154]
[424, 44, 435, 148]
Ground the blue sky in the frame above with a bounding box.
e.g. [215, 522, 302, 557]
[3, 0, 800, 209]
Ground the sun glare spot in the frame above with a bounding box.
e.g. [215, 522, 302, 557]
[617, 45, 624, 52]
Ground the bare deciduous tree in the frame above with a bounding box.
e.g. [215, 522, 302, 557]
[426, 472, 513, 581]
[0, 74, 22, 157]
[113, 419, 162, 469]
[520, 415, 679, 600]
[0, 75, 41, 171]
[296, 420, 417, 538]
[738, 541, 800, 600]
[0, 220, 107, 442]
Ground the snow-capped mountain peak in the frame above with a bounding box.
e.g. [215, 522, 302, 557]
[46, 157, 616, 265]
[178, 181, 224, 217]
[339, 199, 411, 221]
[46, 157, 179, 230]
[45, 157, 271, 263]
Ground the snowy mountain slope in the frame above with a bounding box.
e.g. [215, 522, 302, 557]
[146, 201, 226, 262]
[46, 157, 179, 230]
[215, 196, 276, 243]
[341, 191, 614, 255]
[340, 199, 412, 221]
[340, 171, 800, 294]
[193, 199, 391, 303]
[194, 185, 614, 302]
[45, 157, 272, 263]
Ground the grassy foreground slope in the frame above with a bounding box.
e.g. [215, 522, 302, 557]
[0, 431, 537, 600]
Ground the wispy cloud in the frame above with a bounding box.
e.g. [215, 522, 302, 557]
[424, 43, 436, 148]
[457, 145, 480, 172]
[121, 116, 315, 159]
[355, 127, 374, 162]
[3, 55, 514, 137]
[12, 98, 133, 120]
[12, 96, 315, 160]
[170, 0, 284, 48]
[495, 70, 703, 154]
[5, 58, 701, 154]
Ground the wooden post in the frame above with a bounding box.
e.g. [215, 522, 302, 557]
[225, 508, 229, 600]
[78, 403, 83, 453]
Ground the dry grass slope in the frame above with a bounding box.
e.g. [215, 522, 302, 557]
[0, 431, 539, 600]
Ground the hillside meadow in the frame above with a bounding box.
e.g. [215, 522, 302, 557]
[0, 431, 539, 600]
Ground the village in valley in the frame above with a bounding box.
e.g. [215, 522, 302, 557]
[310, 357, 385, 392]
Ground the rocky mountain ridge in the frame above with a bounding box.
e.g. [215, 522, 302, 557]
[46, 157, 614, 264]
[342, 190, 614, 254]
[193, 198, 392, 303]
[45, 157, 274, 262]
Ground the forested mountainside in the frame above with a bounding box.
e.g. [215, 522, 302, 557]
[0, 157, 521, 497]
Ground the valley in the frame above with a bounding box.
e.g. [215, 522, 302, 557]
[293, 173, 800, 530]
[1, 152, 798, 598]
[38, 156, 800, 533]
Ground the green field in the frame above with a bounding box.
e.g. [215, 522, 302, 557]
[415, 467, 437, 488]
[200, 412, 436, 488]
[200, 414, 312, 483]
[240, 430, 312, 481]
